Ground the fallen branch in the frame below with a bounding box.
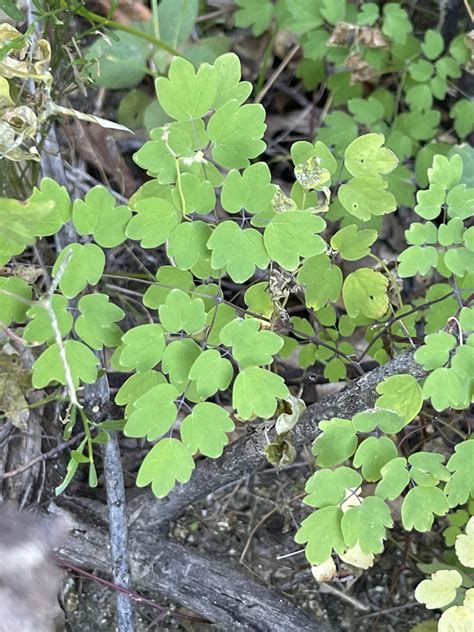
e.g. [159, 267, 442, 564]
[56, 504, 328, 631]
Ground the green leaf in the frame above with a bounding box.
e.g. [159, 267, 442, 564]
[343, 268, 389, 320]
[421, 30, 444, 60]
[24, 295, 73, 344]
[28, 178, 72, 236]
[405, 85, 433, 112]
[428, 154, 463, 190]
[408, 453, 450, 487]
[450, 100, 474, 139]
[318, 111, 358, 154]
[115, 371, 166, 410]
[120, 324, 166, 371]
[0, 277, 31, 326]
[188, 349, 233, 399]
[213, 52, 253, 108]
[357, 3, 379, 25]
[344, 134, 398, 178]
[398, 245, 438, 277]
[235, 0, 274, 36]
[86, 31, 150, 90]
[133, 133, 176, 183]
[159, 289, 206, 334]
[353, 437, 398, 482]
[75, 294, 124, 349]
[348, 97, 385, 126]
[126, 198, 181, 248]
[297, 254, 343, 310]
[438, 218, 464, 246]
[32, 340, 99, 388]
[330, 225, 377, 261]
[208, 100, 266, 168]
[221, 163, 275, 214]
[312, 418, 358, 467]
[124, 383, 179, 440]
[452, 344, 474, 380]
[375, 457, 410, 500]
[244, 282, 274, 318]
[136, 438, 195, 498]
[161, 338, 201, 387]
[414, 332, 457, 370]
[220, 317, 283, 368]
[446, 184, 474, 220]
[181, 402, 234, 458]
[294, 156, 332, 190]
[174, 172, 216, 215]
[405, 221, 438, 245]
[158, 0, 198, 48]
[422, 367, 470, 411]
[168, 221, 212, 270]
[0, 0, 25, 19]
[207, 221, 269, 283]
[339, 177, 397, 221]
[375, 374, 423, 423]
[351, 409, 407, 434]
[415, 184, 445, 220]
[295, 506, 345, 564]
[304, 467, 362, 508]
[382, 3, 412, 44]
[320, 0, 346, 24]
[402, 486, 449, 531]
[52, 243, 105, 299]
[156, 57, 216, 121]
[445, 440, 474, 507]
[232, 366, 289, 420]
[342, 496, 393, 554]
[409, 59, 434, 82]
[72, 186, 131, 248]
[263, 211, 326, 271]
[144, 267, 194, 309]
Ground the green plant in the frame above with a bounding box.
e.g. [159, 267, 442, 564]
[1, 31, 473, 629]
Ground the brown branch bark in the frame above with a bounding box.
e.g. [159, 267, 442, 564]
[56, 505, 328, 631]
[130, 351, 424, 530]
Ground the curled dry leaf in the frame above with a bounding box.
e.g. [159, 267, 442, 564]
[275, 395, 306, 434]
[339, 542, 375, 569]
[311, 557, 337, 582]
[345, 52, 379, 84]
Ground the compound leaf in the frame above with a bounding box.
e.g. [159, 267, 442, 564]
[344, 133, 398, 178]
[188, 349, 233, 399]
[119, 324, 166, 371]
[312, 418, 358, 467]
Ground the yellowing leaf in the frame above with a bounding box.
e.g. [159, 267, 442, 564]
[455, 517, 474, 568]
[415, 570, 462, 609]
[439, 605, 474, 632]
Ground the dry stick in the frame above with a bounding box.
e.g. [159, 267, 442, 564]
[255, 44, 301, 103]
[102, 432, 134, 632]
[0, 431, 86, 480]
